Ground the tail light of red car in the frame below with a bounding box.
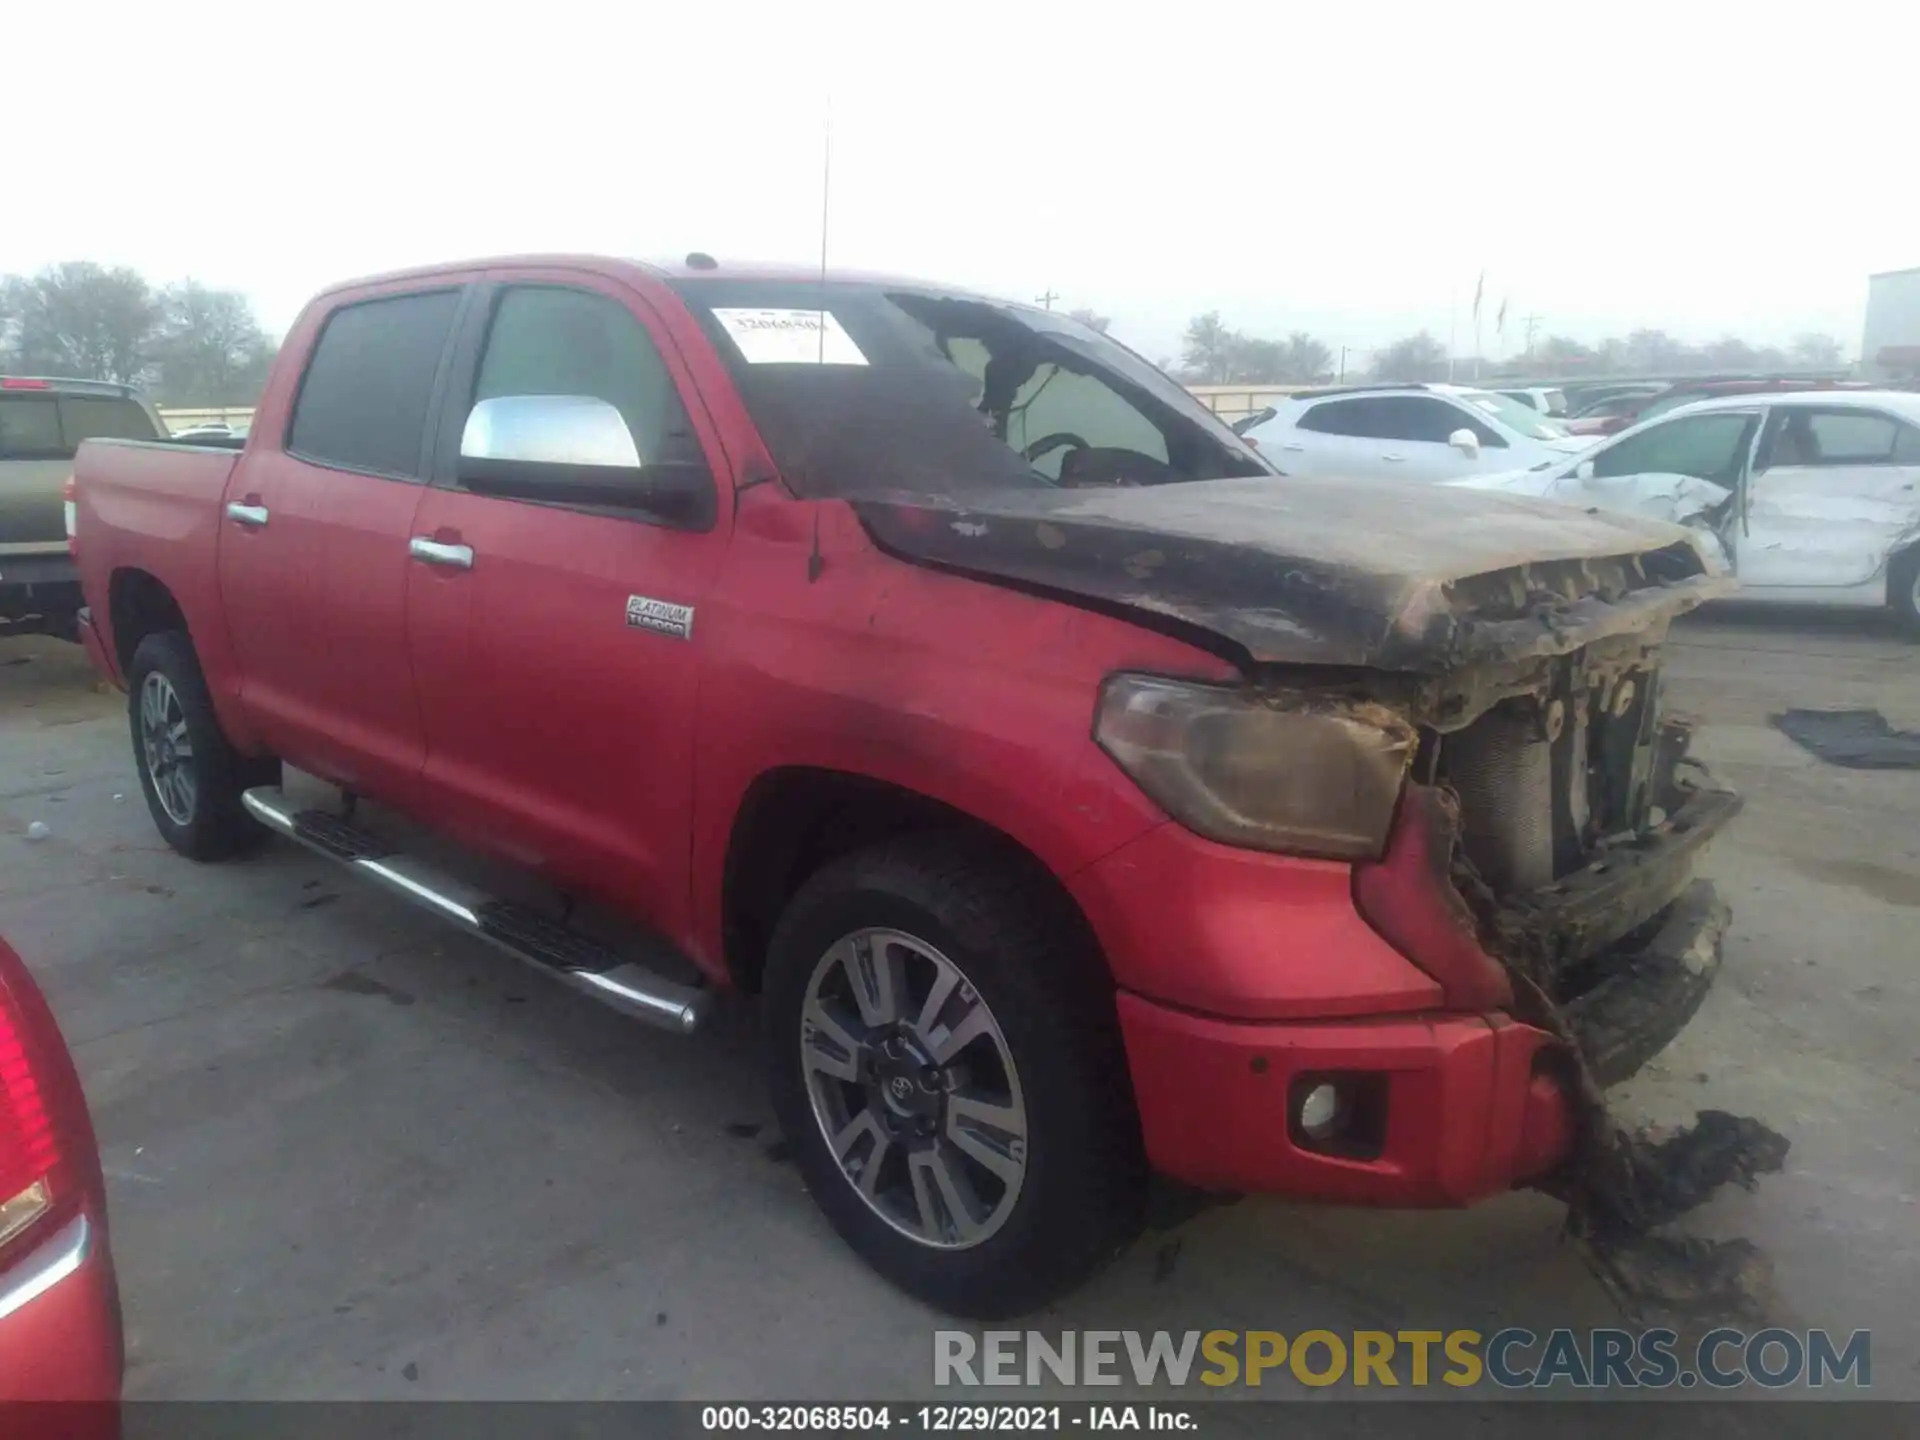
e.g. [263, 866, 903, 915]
[63, 474, 78, 560]
[0, 942, 100, 1277]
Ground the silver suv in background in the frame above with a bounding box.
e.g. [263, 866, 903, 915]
[0, 376, 164, 638]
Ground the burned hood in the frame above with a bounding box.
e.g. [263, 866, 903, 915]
[851, 475, 1731, 672]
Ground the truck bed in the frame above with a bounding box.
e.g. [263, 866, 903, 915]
[71, 438, 244, 668]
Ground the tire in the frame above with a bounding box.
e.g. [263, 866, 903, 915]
[1891, 545, 1920, 640]
[127, 631, 280, 861]
[764, 834, 1145, 1318]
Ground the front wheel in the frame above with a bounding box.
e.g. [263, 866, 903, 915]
[764, 836, 1145, 1318]
[127, 631, 279, 861]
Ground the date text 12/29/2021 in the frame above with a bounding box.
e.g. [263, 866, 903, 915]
[701, 1406, 1194, 1432]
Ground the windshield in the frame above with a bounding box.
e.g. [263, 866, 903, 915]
[1456, 389, 1571, 441]
[669, 278, 1270, 500]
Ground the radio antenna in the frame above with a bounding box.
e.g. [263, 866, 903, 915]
[816, 101, 832, 363]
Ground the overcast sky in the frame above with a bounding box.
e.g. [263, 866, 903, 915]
[10, 2, 1910, 365]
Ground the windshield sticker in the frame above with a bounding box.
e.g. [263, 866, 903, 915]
[713, 308, 868, 366]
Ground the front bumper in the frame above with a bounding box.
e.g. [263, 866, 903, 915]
[1110, 869, 1733, 1206]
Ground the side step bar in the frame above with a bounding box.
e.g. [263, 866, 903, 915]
[241, 787, 710, 1034]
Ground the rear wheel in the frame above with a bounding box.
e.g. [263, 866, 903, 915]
[1891, 545, 1920, 640]
[128, 631, 280, 860]
[764, 836, 1145, 1318]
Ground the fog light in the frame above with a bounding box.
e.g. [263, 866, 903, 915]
[1297, 1083, 1342, 1139]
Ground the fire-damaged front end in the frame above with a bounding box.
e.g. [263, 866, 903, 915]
[854, 476, 1789, 1317]
[1376, 620, 1743, 1088]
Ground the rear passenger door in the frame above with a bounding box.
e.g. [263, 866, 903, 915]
[217, 285, 465, 805]
[403, 271, 735, 936]
[1738, 407, 1920, 591]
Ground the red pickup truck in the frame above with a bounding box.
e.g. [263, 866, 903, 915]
[71, 255, 1750, 1317]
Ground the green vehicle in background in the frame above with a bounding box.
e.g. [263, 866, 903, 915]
[1, 376, 165, 639]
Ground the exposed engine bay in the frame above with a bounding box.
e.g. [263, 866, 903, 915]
[1340, 635, 1790, 1321]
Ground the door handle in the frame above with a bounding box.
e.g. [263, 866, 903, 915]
[1279, 442, 1305, 452]
[1383, 453, 1406, 462]
[409, 536, 474, 570]
[225, 502, 269, 527]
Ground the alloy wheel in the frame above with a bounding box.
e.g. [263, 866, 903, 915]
[799, 927, 1028, 1249]
[139, 671, 196, 826]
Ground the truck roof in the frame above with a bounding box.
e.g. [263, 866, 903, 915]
[309, 253, 990, 302]
[0, 376, 141, 398]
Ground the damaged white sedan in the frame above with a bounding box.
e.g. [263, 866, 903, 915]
[1447, 390, 1920, 635]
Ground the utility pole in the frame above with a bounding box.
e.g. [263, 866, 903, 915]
[1035, 289, 1060, 311]
[1338, 345, 1348, 382]
[1520, 312, 1543, 358]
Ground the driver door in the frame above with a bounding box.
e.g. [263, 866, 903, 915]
[1737, 406, 1920, 592]
[403, 271, 734, 932]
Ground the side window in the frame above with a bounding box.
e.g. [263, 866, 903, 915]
[1006, 364, 1170, 478]
[57, 396, 161, 446]
[1372, 396, 1489, 445]
[0, 396, 63, 459]
[1593, 412, 1755, 483]
[1894, 423, 1920, 463]
[473, 286, 701, 468]
[1801, 411, 1900, 465]
[289, 290, 462, 478]
[1296, 398, 1380, 437]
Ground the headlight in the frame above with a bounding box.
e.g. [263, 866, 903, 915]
[1094, 674, 1416, 860]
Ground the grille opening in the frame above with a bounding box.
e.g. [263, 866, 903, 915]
[1435, 663, 1661, 901]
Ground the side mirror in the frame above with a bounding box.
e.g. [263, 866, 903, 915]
[458, 395, 713, 526]
[1447, 427, 1481, 459]
[1574, 458, 1596, 481]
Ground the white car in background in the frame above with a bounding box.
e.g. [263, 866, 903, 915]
[1241, 383, 1598, 484]
[1450, 391, 1920, 633]
[1497, 386, 1568, 416]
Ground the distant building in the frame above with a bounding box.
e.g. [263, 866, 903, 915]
[1862, 267, 1920, 380]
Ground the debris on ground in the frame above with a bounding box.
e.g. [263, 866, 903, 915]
[25, 820, 51, 841]
[1772, 707, 1920, 769]
[1556, 1109, 1791, 1324]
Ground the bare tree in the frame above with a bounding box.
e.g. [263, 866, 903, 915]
[149, 281, 278, 405]
[1790, 332, 1844, 368]
[1623, 329, 1689, 374]
[1225, 336, 1283, 382]
[1534, 335, 1596, 376]
[1278, 332, 1333, 383]
[1369, 332, 1448, 382]
[1181, 312, 1237, 383]
[1, 263, 158, 384]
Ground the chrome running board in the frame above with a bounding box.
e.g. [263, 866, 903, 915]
[241, 787, 709, 1034]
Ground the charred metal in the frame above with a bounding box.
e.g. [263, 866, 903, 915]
[851, 478, 1733, 675]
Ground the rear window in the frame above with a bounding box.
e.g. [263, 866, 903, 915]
[0, 393, 159, 459]
[288, 289, 462, 479]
